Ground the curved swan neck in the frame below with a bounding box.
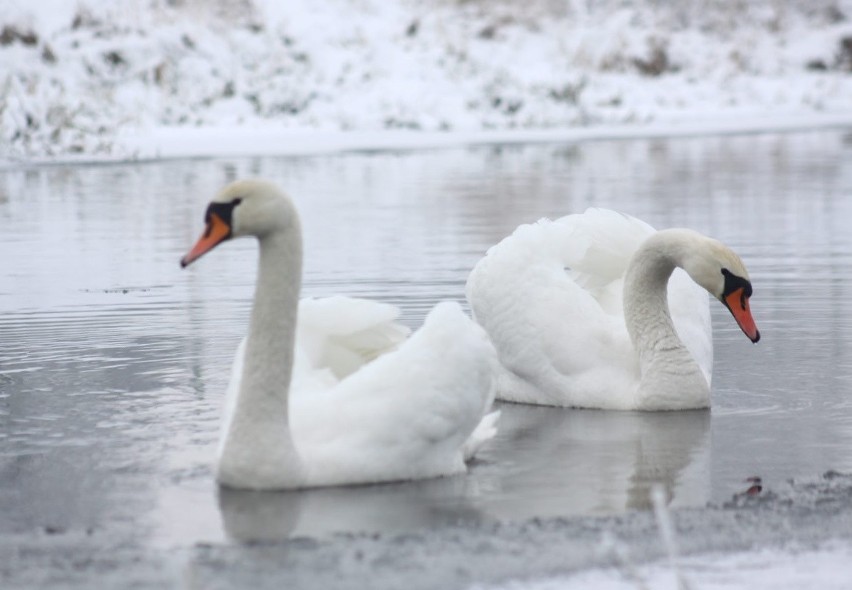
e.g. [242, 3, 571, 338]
[624, 232, 680, 361]
[623, 230, 709, 408]
[218, 221, 305, 488]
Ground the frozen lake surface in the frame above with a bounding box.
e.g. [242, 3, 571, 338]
[2, 129, 852, 586]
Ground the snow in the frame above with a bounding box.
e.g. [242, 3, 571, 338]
[485, 541, 852, 590]
[2, 0, 852, 163]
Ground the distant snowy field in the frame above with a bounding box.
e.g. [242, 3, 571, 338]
[2, 0, 852, 162]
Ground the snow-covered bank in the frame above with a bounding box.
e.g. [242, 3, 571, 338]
[121, 112, 852, 160]
[2, 0, 852, 162]
[3, 112, 850, 168]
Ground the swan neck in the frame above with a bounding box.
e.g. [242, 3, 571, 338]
[624, 231, 708, 407]
[624, 237, 679, 359]
[218, 224, 305, 488]
[242, 230, 302, 406]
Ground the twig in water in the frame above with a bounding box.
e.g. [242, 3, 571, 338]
[599, 531, 651, 590]
[651, 484, 692, 590]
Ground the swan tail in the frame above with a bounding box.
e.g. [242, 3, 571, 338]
[462, 409, 500, 461]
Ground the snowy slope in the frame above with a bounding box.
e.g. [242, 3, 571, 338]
[1, 0, 851, 161]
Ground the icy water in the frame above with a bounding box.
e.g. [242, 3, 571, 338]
[2, 130, 852, 547]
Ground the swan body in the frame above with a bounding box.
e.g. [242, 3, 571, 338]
[466, 209, 759, 411]
[182, 180, 499, 490]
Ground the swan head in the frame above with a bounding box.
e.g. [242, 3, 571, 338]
[679, 233, 760, 344]
[180, 179, 298, 267]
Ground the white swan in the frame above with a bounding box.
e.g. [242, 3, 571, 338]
[181, 179, 499, 490]
[466, 209, 759, 411]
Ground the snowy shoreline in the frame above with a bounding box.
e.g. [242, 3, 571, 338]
[3, 0, 852, 164]
[3, 112, 852, 169]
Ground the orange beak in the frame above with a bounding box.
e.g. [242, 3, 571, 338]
[180, 212, 231, 268]
[724, 288, 760, 343]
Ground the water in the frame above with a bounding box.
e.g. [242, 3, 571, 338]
[2, 130, 852, 547]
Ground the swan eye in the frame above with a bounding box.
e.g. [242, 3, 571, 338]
[721, 268, 753, 305]
[204, 199, 241, 229]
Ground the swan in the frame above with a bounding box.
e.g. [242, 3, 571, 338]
[465, 208, 759, 411]
[180, 179, 499, 490]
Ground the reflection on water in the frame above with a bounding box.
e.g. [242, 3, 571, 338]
[217, 408, 709, 541]
[477, 407, 710, 516]
[1, 130, 852, 546]
[218, 473, 485, 541]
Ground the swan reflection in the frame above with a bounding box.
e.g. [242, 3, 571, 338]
[217, 404, 710, 540]
[218, 472, 488, 541]
[473, 405, 711, 517]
